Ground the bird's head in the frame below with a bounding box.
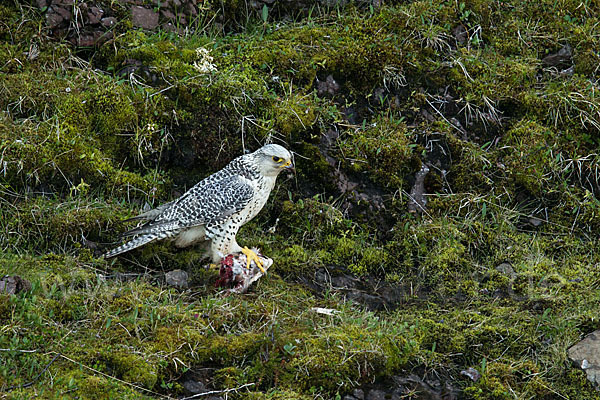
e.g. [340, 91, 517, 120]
[253, 144, 294, 177]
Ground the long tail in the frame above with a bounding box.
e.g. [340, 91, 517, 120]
[103, 234, 161, 259]
[122, 201, 175, 223]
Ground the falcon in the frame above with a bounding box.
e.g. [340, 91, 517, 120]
[103, 144, 294, 272]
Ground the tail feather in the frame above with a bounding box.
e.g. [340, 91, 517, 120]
[120, 220, 180, 239]
[103, 234, 161, 258]
[122, 201, 175, 223]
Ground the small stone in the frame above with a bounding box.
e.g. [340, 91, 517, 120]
[317, 74, 340, 97]
[46, 11, 64, 28]
[560, 65, 575, 76]
[452, 24, 468, 45]
[182, 379, 206, 394]
[407, 164, 430, 214]
[101, 17, 117, 27]
[460, 367, 481, 382]
[542, 44, 572, 68]
[132, 6, 159, 30]
[54, 6, 71, 20]
[366, 390, 386, 400]
[87, 7, 103, 24]
[352, 389, 365, 399]
[36, 0, 48, 9]
[186, 3, 198, 16]
[161, 9, 176, 20]
[568, 330, 600, 388]
[0, 276, 32, 295]
[76, 34, 97, 47]
[528, 217, 543, 227]
[495, 262, 517, 280]
[97, 31, 114, 45]
[165, 269, 189, 289]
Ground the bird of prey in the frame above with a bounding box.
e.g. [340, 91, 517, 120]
[103, 144, 294, 272]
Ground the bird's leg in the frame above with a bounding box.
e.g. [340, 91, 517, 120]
[241, 246, 266, 274]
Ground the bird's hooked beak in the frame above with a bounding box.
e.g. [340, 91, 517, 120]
[282, 159, 295, 174]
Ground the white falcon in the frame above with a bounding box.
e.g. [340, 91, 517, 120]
[103, 144, 294, 272]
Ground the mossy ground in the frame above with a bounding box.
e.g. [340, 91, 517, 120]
[1, 0, 600, 398]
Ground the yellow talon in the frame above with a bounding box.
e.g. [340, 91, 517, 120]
[241, 246, 266, 274]
[209, 263, 220, 270]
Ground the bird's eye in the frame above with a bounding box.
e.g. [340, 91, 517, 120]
[272, 156, 283, 163]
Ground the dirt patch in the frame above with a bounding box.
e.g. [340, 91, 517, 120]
[300, 266, 411, 311]
[344, 372, 460, 400]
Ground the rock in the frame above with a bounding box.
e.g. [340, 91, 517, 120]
[46, 11, 64, 28]
[317, 74, 340, 96]
[568, 330, 600, 388]
[528, 217, 543, 227]
[460, 367, 481, 382]
[132, 6, 159, 30]
[407, 164, 430, 214]
[161, 9, 176, 20]
[165, 269, 189, 289]
[452, 24, 468, 45]
[101, 17, 117, 27]
[186, 3, 198, 16]
[495, 262, 517, 280]
[36, 0, 48, 9]
[87, 7, 104, 24]
[352, 389, 365, 400]
[76, 34, 97, 47]
[54, 6, 72, 20]
[182, 379, 206, 394]
[366, 389, 387, 400]
[0, 275, 32, 295]
[542, 43, 572, 68]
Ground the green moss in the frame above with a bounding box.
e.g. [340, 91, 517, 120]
[271, 92, 318, 135]
[0, 196, 131, 254]
[104, 351, 158, 389]
[214, 366, 245, 388]
[45, 295, 87, 323]
[1, 0, 600, 398]
[242, 389, 312, 400]
[283, 323, 415, 391]
[0, 294, 11, 320]
[338, 115, 418, 188]
[77, 376, 113, 400]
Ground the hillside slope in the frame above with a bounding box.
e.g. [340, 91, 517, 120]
[1, 0, 600, 398]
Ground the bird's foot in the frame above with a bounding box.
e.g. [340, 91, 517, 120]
[208, 263, 220, 270]
[241, 246, 266, 274]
